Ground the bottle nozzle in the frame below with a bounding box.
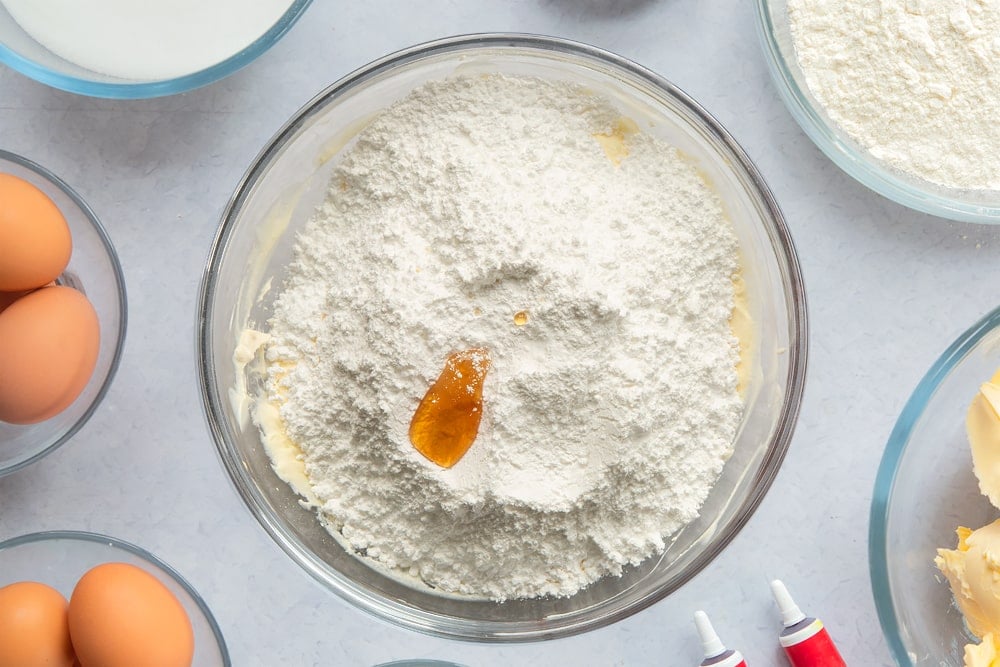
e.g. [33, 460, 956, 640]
[694, 610, 726, 658]
[770, 579, 807, 626]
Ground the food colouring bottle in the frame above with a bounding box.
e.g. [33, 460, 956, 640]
[694, 610, 748, 667]
[770, 580, 847, 667]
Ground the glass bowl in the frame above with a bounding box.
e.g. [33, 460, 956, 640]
[0, 530, 230, 666]
[0, 0, 312, 99]
[871, 306, 1000, 665]
[197, 33, 808, 641]
[0, 150, 127, 478]
[755, 0, 1000, 223]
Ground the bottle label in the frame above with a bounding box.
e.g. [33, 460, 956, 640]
[782, 623, 847, 666]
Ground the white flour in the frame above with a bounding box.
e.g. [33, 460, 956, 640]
[1, 0, 294, 80]
[787, 0, 1000, 190]
[261, 74, 744, 600]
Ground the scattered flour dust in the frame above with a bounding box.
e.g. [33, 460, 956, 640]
[787, 0, 1000, 190]
[259, 74, 744, 600]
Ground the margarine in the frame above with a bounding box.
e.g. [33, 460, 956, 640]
[969, 371, 1000, 509]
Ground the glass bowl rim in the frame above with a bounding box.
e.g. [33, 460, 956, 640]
[869, 304, 1000, 665]
[0, 0, 313, 99]
[753, 0, 1000, 224]
[196, 32, 809, 642]
[0, 148, 128, 479]
[0, 529, 231, 664]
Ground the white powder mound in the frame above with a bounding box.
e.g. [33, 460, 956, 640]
[787, 0, 1000, 190]
[262, 74, 744, 600]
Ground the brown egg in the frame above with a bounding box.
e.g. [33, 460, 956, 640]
[0, 173, 72, 291]
[0, 581, 76, 667]
[0, 289, 30, 314]
[68, 563, 194, 667]
[0, 282, 54, 315]
[0, 285, 100, 424]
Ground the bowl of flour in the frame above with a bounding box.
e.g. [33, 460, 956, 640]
[757, 0, 1000, 223]
[197, 34, 808, 640]
[0, 0, 311, 98]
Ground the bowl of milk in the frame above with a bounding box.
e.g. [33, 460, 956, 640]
[0, 0, 312, 98]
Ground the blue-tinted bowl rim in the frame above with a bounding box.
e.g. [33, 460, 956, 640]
[0, 0, 312, 99]
[869, 304, 1000, 665]
[753, 0, 1000, 224]
[0, 529, 231, 665]
[0, 149, 128, 479]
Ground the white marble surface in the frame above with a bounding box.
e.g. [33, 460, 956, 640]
[1, 1, 998, 665]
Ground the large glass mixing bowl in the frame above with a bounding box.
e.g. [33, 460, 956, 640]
[197, 34, 808, 641]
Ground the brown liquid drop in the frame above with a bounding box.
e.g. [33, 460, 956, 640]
[409, 347, 491, 468]
[513, 310, 529, 326]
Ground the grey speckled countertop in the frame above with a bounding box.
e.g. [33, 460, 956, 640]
[2, 2, 997, 665]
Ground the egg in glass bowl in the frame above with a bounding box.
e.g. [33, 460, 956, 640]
[197, 34, 808, 640]
[0, 149, 126, 478]
[0, 530, 230, 666]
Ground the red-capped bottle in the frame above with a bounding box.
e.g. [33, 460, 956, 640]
[770, 580, 847, 667]
[694, 610, 748, 667]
